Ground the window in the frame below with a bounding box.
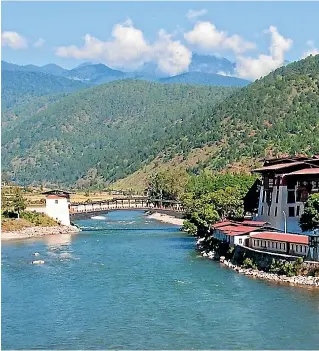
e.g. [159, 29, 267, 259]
[254, 240, 256, 246]
[299, 245, 302, 252]
[287, 191, 295, 203]
[268, 206, 271, 216]
[288, 207, 295, 217]
[261, 206, 264, 215]
[55, 199, 59, 204]
[272, 242, 274, 248]
[275, 242, 278, 249]
[239, 238, 242, 244]
[268, 241, 270, 248]
[296, 206, 300, 217]
[291, 244, 294, 251]
[279, 243, 282, 249]
[276, 190, 279, 203]
[275, 207, 278, 217]
[304, 246, 308, 253]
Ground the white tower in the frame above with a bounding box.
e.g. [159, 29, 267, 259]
[43, 190, 71, 226]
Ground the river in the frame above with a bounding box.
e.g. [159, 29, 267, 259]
[2, 210, 319, 349]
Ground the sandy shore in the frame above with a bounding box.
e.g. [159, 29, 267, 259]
[147, 212, 184, 226]
[1, 225, 80, 242]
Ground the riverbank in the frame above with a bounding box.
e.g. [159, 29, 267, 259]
[197, 237, 319, 287]
[1, 225, 80, 242]
[147, 212, 184, 226]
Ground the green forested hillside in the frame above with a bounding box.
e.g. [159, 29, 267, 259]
[3, 55, 319, 188]
[1, 70, 87, 109]
[160, 72, 249, 87]
[2, 80, 236, 186]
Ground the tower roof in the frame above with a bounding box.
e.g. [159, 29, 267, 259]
[42, 189, 73, 196]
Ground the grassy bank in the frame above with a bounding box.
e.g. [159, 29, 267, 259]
[1, 211, 58, 232]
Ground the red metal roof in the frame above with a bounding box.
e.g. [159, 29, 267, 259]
[252, 161, 305, 172]
[250, 232, 309, 244]
[242, 220, 267, 227]
[284, 168, 319, 176]
[218, 225, 258, 236]
[212, 221, 234, 228]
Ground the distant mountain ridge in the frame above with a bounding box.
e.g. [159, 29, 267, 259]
[1, 70, 88, 110]
[160, 72, 249, 87]
[2, 54, 250, 87]
[2, 55, 318, 188]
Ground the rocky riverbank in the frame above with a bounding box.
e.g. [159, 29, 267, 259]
[197, 237, 319, 287]
[1, 225, 80, 241]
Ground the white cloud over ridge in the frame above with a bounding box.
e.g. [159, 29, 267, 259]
[1, 31, 27, 49]
[184, 21, 256, 54]
[302, 40, 319, 58]
[186, 9, 207, 20]
[235, 26, 293, 80]
[56, 20, 191, 76]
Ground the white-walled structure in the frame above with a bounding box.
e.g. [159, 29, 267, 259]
[253, 157, 319, 233]
[43, 190, 71, 226]
[250, 232, 309, 257]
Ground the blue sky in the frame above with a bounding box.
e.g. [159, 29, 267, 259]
[2, 1, 319, 79]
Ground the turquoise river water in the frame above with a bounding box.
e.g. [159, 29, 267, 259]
[2, 210, 319, 349]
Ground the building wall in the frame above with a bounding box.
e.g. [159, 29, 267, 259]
[46, 197, 70, 226]
[256, 184, 305, 233]
[234, 235, 250, 246]
[250, 237, 308, 256]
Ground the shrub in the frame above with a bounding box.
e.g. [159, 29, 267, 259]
[243, 257, 257, 269]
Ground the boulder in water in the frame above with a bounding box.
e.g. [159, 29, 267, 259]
[32, 260, 45, 265]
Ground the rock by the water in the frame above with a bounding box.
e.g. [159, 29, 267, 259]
[32, 260, 45, 265]
[32, 253, 40, 256]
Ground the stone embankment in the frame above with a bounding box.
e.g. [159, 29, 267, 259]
[196, 237, 319, 287]
[1, 225, 80, 241]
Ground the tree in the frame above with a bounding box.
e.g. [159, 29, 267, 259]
[11, 187, 27, 218]
[1, 186, 27, 218]
[300, 193, 319, 231]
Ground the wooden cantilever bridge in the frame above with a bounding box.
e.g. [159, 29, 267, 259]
[70, 196, 183, 218]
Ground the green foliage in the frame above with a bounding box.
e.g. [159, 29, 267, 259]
[1, 186, 27, 215]
[20, 211, 58, 226]
[243, 258, 257, 269]
[182, 172, 256, 235]
[148, 168, 188, 201]
[2, 80, 234, 186]
[3, 55, 319, 187]
[1, 70, 87, 110]
[182, 220, 198, 236]
[269, 259, 297, 277]
[299, 193, 319, 231]
[160, 72, 250, 87]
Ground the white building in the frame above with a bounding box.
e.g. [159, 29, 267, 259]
[250, 232, 309, 257]
[211, 220, 267, 247]
[43, 190, 71, 226]
[253, 156, 319, 233]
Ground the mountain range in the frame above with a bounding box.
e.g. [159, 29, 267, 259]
[1, 54, 250, 87]
[2, 54, 319, 189]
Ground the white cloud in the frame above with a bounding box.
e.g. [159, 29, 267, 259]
[302, 40, 319, 58]
[235, 26, 293, 80]
[184, 21, 256, 54]
[153, 30, 192, 76]
[186, 9, 207, 20]
[1, 31, 27, 49]
[33, 38, 46, 48]
[56, 20, 191, 76]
